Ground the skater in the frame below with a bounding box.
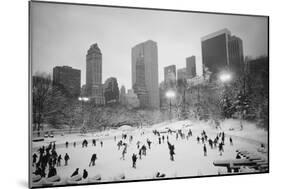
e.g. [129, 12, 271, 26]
[230, 137, 233, 145]
[100, 141, 103, 147]
[64, 153, 70, 166]
[32, 153, 38, 166]
[162, 135, 165, 142]
[138, 148, 142, 160]
[141, 145, 147, 156]
[92, 139, 96, 146]
[47, 166, 57, 178]
[219, 142, 224, 156]
[197, 136, 200, 144]
[65, 141, 69, 148]
[136, 141, 140, 149]
[208, 139, 213, 149]
[167, 142, 175, 161]
[89, 153, 97, 166]
[57, 155, 62, 167]
[147, 139, 152, 149]
[114, 136, 116, 141]
[71, 168, 79, 177]
[158, 137, 161, 144]
[73, 142, 76, 148]
[83, 169, 88, 179]
[203, 144, 207, 156]
[121, 146, 127, 160]
[132, 153, 137, 168]
[82, 139, 88, 148]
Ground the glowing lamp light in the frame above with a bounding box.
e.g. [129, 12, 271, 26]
[219, 73, 232, 83]
[166, 90, 176, 99]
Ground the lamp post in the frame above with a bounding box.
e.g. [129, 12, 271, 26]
[166, 90, 176, 120]
[78, 97, 89, 129]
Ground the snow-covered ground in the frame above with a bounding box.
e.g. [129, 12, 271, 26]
[31, 119, 268, 187]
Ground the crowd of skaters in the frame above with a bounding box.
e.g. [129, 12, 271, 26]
[32, 125, 236, 183]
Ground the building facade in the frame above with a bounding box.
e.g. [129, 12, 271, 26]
[177, 68, 187, 81]
[131, 40, 159, 108]
[201, 29, 244, 80]
[86, 43, 104, 104]
[164, 65, 177, 90]
[228, 36, 244, 75]
[53, 66, 81, 97]
[103, 77, 119, 104]
[186, 56, 196, 79]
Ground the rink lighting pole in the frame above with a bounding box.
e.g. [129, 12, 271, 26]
[78, 97, 89, 127]
[166, 90, 176, 120]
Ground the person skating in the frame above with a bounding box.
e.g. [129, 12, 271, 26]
[92, 139, 96, 146]
[203, 144, 207, 156]
[71, 168, 79, 177]
[65, 141, 69, 148]
[158, 137, 161, 144]
[100, 141, 103, 147]
[64, 153, 70, 166]
[83, 169, 88, 179]
[229, 137, 233, 145]
[138, 148, 142, 160]
[73, 142, 76, 148]
[32, 153, 38, 166]
[47, 166, 57, 178]
[89, 153, 97, 166]
[219, 142, 224, 156]
[197, 136, 200, 144]
[141, 145, 147, 156]
[147, 139, 152, 149]
[57, 155, 62, 167]
[132, 153, 137, 168]
[121, 145, 127, 160]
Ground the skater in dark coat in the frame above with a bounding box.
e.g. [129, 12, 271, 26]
[167, 142, 175, 161]
[158, 137, 161, 144]
[57, 155, 62, 167]
[197, 136, 200, 143]
[65, 141, 69, 148]
[32, 153, 38, 166]
[92, 139, 96, 146]
[47, 166, 57, 178]
[141, 145, 147, 156]
[100, 141, 103, 147]
[71, 168, 79, 177]
[89, 153, 97, 166]
[83, 169, 88, 179]
[229, 137, 233, 145]
[132, 153, 137, 168]
[147, 139, 152, 149]
[64, 153, 70, 166]
[219, 142, 224, 156]
[203, 144, 207, 156]
[73, 142, 76, 148]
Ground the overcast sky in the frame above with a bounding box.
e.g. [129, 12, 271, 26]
[31, 2, 268, 90]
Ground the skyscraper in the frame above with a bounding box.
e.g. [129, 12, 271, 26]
[103, 77, 119, 104]
[177, 68, 187, 81]
[186, 56, 196, 79]
[53, 66, 81, 98]
[228, 36, 244, 74]
[164, 65, 177, 90]
[201, 29, 244, 80]
[132, 40, 159, 108]
[133, 55, 149, 108]
[86, 43, 104, 104]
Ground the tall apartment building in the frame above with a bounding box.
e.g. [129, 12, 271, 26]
[86, 43, 104, 104]
[53, 66, 81, 97]
[186, 56, 196, 79]
[201, 29, 244, 80]
[131, 40, 159, 108]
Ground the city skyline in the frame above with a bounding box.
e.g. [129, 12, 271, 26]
[31, 3, 268, 90]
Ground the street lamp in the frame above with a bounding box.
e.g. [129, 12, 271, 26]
[166, 90, 176, 120]
[219, 72, 232, 83]
[78, 97, 89, 129]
